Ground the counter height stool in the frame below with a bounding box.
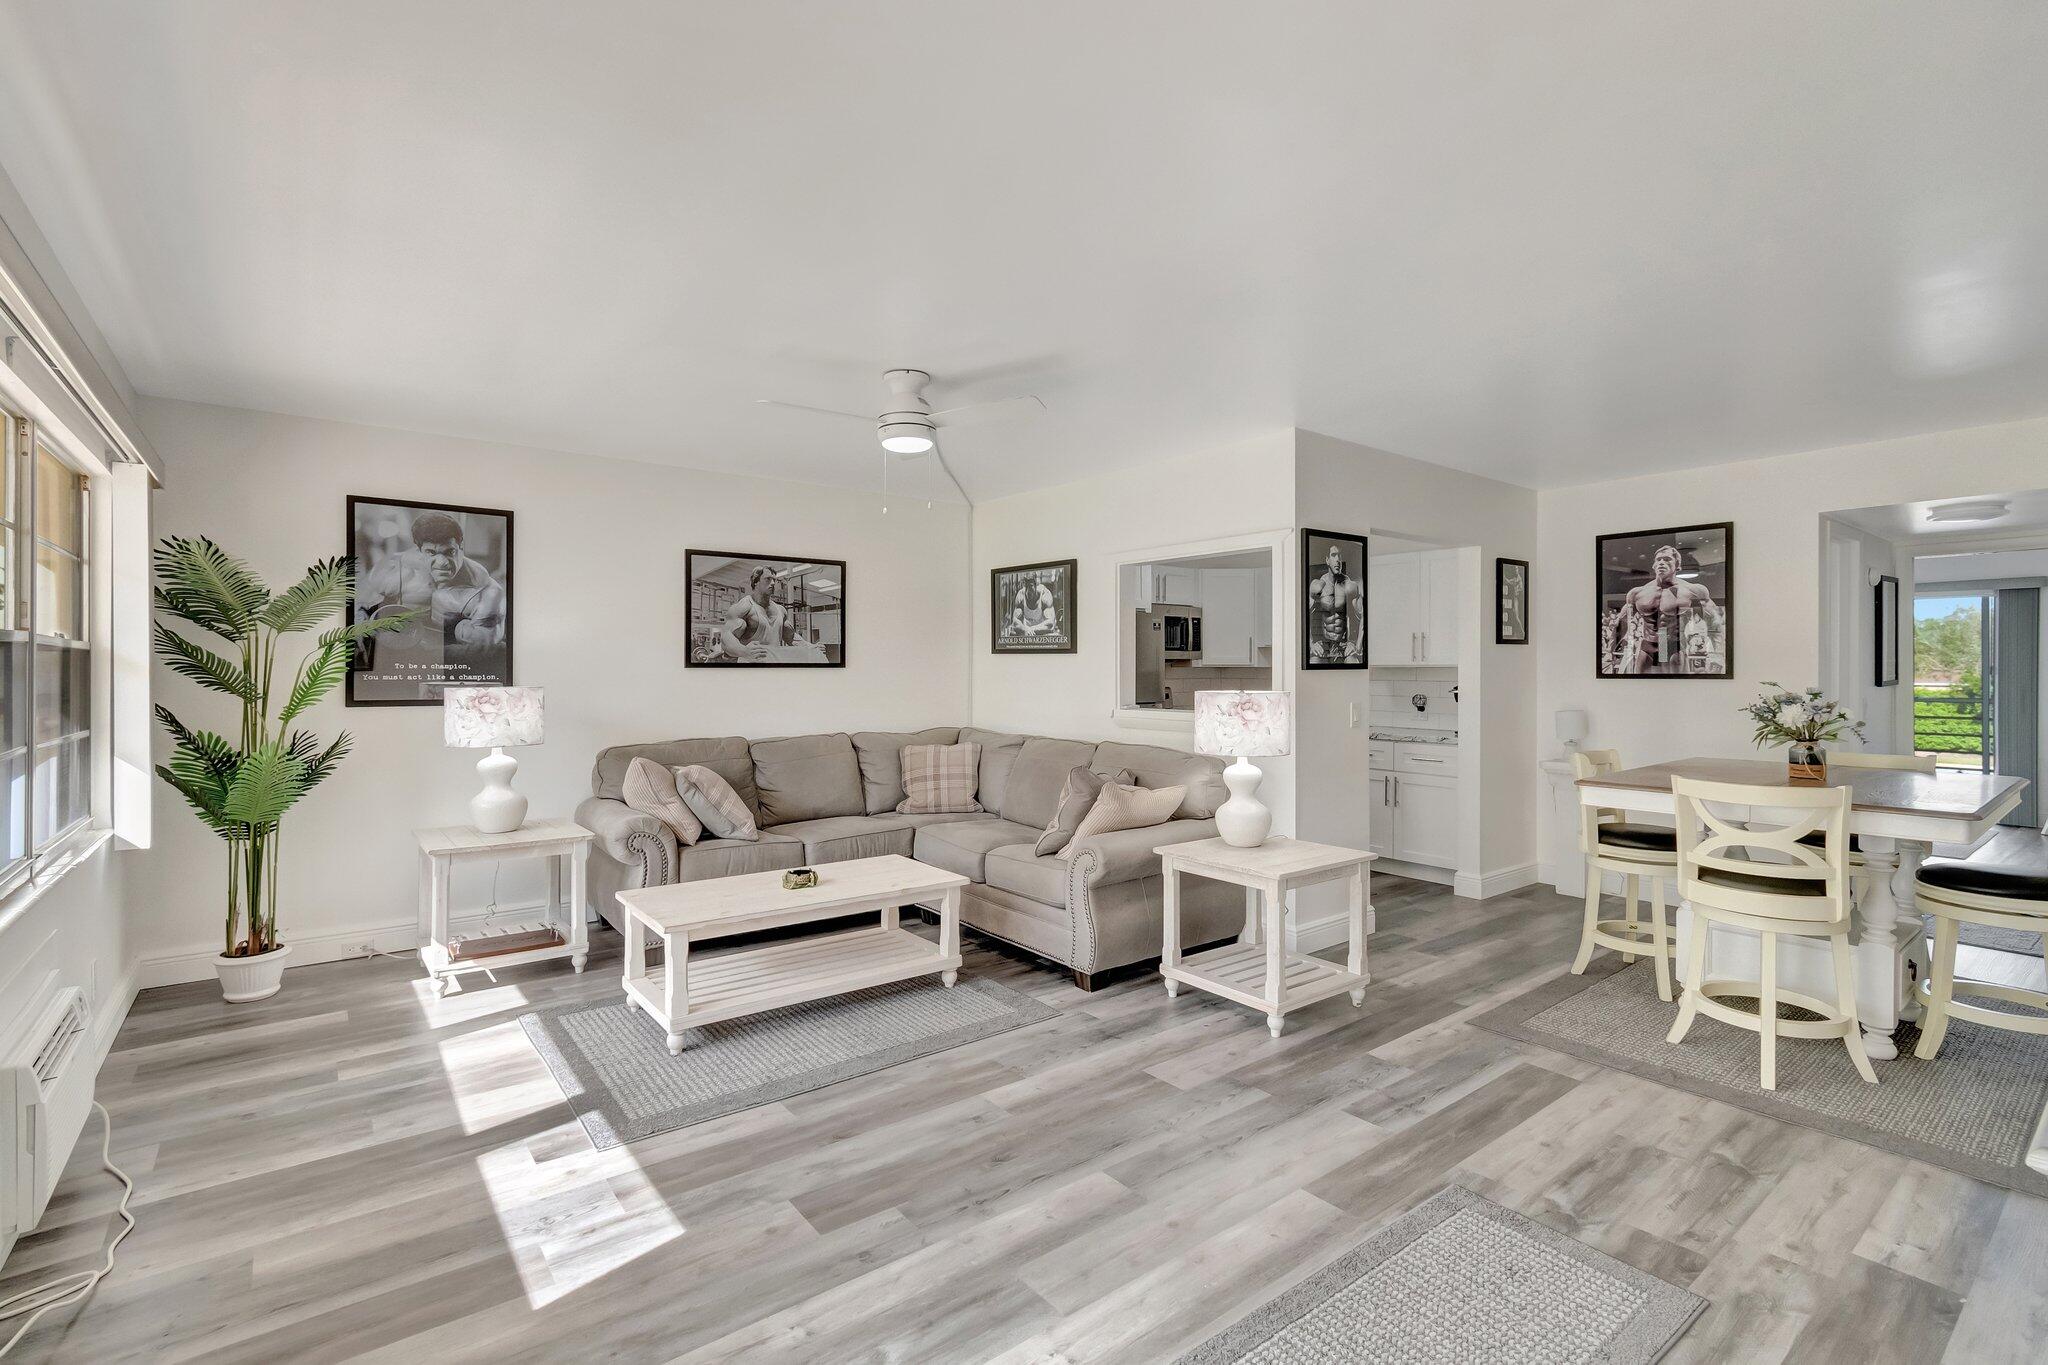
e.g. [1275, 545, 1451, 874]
[1666, 777, 1877, 1090]
[1570, 749, 1678, 1000]
[1914, 826, 2048, 1060]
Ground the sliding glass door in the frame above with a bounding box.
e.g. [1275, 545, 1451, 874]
[1914, 586, 2041, 827]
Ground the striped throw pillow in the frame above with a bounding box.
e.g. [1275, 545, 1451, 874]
[897, 742, 983, 815]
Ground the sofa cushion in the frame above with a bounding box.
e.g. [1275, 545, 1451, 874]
[961, 728, 1028, 813]
[1090, 742, 1229, 819]
[750, 733, 866, 825]
[1001, 737, 1101, 829]
[620, 756, 704, 844]
[1069, 781, 1187, 849]
[851, 727, 962, 814]
[898, 742, 983, 815]
[676, 831, 805, 881]
[769, 815, 916, 865]
[594, 736, 757, 812]
[984, 843, 1069, 904]
[915, 818, 1042, 883]
[1035, 765, 1133, 856]
[676, 765, 759, 841]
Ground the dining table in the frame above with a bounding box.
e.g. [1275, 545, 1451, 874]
[1574, 756, 2029, 1060]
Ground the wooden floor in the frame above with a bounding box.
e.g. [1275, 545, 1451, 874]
[10, 875, 2048, 1363]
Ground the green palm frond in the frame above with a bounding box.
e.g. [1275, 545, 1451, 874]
[155, 763, 236, 834]
[220, 742, 310, 827]
[154, 705, 240, 783]
[260, 556, 353, 633]
[277, 636, 352, 728]
[153, 536, 269, 640]
[153, 621, 255, 700]
[285, 728, 354, 791]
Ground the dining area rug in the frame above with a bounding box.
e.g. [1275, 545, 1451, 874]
[520, 976, 1059, 1148]
[1473, 959, 2048, 1198]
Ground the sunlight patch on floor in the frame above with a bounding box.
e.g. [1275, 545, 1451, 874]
[473, 1135, 686, 1308]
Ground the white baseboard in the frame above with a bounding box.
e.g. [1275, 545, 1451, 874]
[1372, 858, 1454, 888]
[135, 904, 569, 990]
[1286, 906, 1377, 955]
[1453, 863, 1540, 901]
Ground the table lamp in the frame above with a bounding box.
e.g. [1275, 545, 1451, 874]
[1555, 708, 1589, 753]
[1195, 690, 1292, 847]
[444, 686, 544, 833]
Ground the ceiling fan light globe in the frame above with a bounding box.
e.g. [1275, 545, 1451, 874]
[878, 423, 934, 454]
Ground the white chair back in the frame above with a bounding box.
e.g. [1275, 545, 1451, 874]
[1829, 751, 1937, 774]
[1673, 777, 1852, 926]
[1572, 748, 1624, 857]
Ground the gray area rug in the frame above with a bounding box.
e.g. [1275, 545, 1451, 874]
[1474, 959, 2048, 1197]
[1924, 913, 2043, 957]
[1176, 1186, 1704, 1365]
[521, 976, 1060, 1148]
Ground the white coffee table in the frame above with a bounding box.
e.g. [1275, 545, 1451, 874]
[614, 853, 969, 1054]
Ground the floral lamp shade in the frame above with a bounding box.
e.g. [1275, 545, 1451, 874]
[443, 686, 545, 749]
[1194, 690, 1292, 758]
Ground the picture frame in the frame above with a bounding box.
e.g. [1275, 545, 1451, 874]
[1874, 574, 1900, 687]
[345, 495, 514, 706]
[1593, 521, 1733, 679]
[1301, 527, 1369, 670]
[1495, 557, 1529, 644]
[991, 558, 1077, 654]
[685, 550, 846, 667]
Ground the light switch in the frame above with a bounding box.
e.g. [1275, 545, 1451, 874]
[1348, 701, 1361, 729]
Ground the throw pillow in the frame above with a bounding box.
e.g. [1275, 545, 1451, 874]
[1065, 781, 1187, 853]
[674, 764, 760, 842]
[1035, 765, 1134, 856]
[620, 756, 704, 845]
[897, 742, 983, 815]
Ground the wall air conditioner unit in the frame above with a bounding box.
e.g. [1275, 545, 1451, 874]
[0, 974, 92, 1271]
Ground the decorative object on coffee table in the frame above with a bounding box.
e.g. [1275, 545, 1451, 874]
[445, 685, 544, 832]
[782, 867, 818, 890]
[615, 853, 968, 1055]
[416, 818, 591, 995]
[1194, 690, 1292, 847]
[1155, 836, 1373, 1037]
[1742, 682, 1866, 784]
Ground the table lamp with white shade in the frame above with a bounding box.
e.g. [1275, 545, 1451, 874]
[1555, 708, 1589, 753]
[444, 686, 544, 833]
[1195, 690, 1292, 847]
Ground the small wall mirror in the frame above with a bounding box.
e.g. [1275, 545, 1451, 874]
[1114, 532, 1288, 723]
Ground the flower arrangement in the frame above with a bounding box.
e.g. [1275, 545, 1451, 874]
[1741, 683, 1867, 749]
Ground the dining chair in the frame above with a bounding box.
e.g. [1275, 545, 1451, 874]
[1793, 751, 1934, 901]
[1667, 776, 1878, 1089]
[1570, 749, 1677, 1001]
[1913, 825, 2048, 1060]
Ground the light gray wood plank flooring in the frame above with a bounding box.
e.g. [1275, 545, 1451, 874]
[8, 875, 2045, 1362]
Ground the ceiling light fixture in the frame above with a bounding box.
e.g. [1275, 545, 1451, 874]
[877, 420, 935, 454]
[1925, 499, 2011, 524]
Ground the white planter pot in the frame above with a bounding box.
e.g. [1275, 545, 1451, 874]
[215, 944, 291, 1003]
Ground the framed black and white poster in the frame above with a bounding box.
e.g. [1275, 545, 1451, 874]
[991, 559, 1076, 654]
[1302, 528, 1368, 669]
[1594, 522, 1732, 678]
[1495, 557, 1529, 644]
[1874, 574, 1900, 687]
[686, 551, 844, 666]
[346, 496, 513, 705]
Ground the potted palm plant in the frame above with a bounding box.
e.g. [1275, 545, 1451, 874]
[1742, 682, 1868, 784]
[152, 537, 412, 1001]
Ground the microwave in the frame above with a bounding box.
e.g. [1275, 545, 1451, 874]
[1162, 610, 1202, 659]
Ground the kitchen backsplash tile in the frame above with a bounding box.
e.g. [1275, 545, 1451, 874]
[1369, 677, 1458, 732]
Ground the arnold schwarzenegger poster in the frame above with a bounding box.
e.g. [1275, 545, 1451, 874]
[346, 496, 514, 704]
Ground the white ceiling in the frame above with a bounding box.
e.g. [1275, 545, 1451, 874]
[1, 2, 2045, 501]
[1831, 487, 2048, 543]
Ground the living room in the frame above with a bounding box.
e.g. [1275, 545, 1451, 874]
[4, 5, 2048, 1362]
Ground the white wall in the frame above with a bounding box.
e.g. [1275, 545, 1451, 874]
[1293, 430, 1541, 903]
[1535, 414, 2048, 865]
[1818, 514, 1908, 752]
[971, 432, 1298, 833]
[134, 397, 972, 983]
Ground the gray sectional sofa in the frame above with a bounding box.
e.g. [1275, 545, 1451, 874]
[575, 727, 1243, 987]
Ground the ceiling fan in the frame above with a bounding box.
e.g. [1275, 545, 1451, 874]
[757, 368, 1044, 507]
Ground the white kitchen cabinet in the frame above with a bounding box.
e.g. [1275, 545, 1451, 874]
[1367, 549, 1459, 666]
[1367, 772, 1396, 858]
[1197, 568, 1255, 665]
[1251, 567, 1272, 652]
[1154, 564, 1200, 607]
[1366, 743, 1460, 871]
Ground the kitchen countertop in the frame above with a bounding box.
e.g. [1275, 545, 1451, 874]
[1370, 730, 1459, 746]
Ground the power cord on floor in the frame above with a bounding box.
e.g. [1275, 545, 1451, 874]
[0, 1102, 136, 1359]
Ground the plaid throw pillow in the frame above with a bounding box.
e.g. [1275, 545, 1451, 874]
[897, 742, 983, 815]
[674, 765, 759, 842]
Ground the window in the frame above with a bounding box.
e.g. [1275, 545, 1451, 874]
[0, 406, 94, 888]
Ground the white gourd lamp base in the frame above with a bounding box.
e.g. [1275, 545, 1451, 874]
[470, 746, 528, 834]
[1215, 755, 1272, 848]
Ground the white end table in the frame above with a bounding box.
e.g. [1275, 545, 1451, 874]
[1155, 836, 1376, 1037]
[416, 818, 592, 995]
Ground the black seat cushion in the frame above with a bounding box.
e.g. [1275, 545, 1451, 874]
[1796, 830, 1862, 854]
[1696, 865, 1828, 896]
[1918, 829, 2048, 900]
[1597, 822, 1677, 853]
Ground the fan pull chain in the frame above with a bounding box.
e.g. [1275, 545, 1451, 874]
[881, 448, 889, 514]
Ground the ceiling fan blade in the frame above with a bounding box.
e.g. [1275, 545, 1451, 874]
[929, 394, 1044, 429]
[755, 398, 873, 424]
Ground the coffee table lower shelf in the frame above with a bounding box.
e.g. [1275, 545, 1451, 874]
[622, 924, 959, 1049]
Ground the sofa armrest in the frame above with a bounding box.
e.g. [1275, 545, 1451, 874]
[576, 796, 677, 889]
[1068, 818, 1218, 889]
